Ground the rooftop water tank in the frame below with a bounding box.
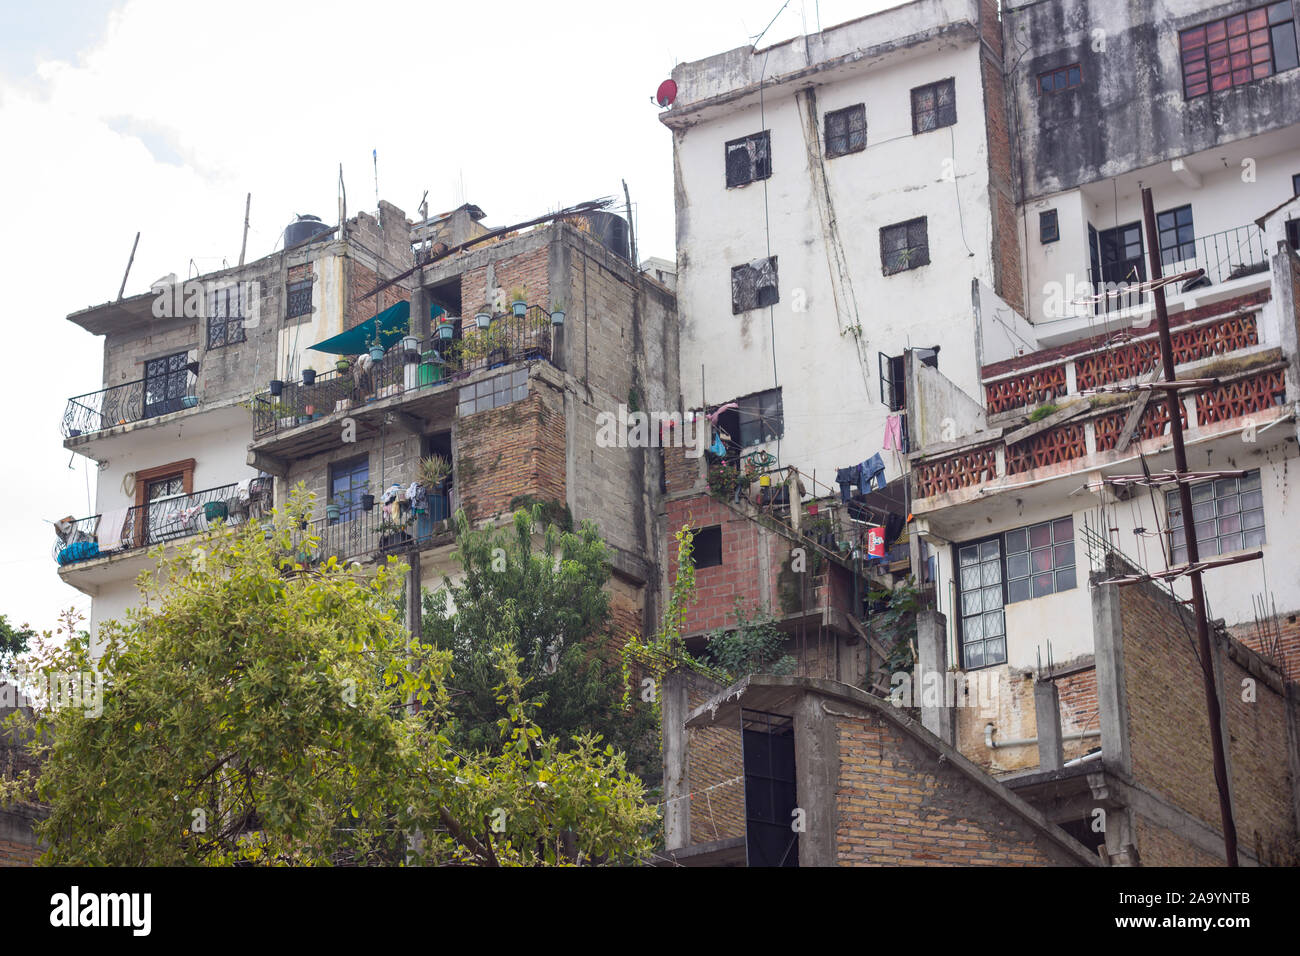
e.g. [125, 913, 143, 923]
[285, 214, 331, 249]
[584, 211, 630, 261]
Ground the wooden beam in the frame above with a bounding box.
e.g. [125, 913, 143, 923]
[1113, 364, 1163, 453]
[1003, 401, 1089, 447]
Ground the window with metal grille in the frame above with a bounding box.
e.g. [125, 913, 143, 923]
[1179, 3, 1298, 98]
[731, 257, 779, 313]
[286, 279, 313, 318]
[1166, 470, 1265, 564]
[207, 283, 247, 349]
[879, 352, 905, 411]
[956, 539, 1006, 670]
[724, 130, 771, 188]
[1038, 63, 1081, 94]
[694, 526, 723, 569]
[1004, 517, 1076, 603]
[910, 78, 956, 134]
[880, 218, 929, 275]
[824, 104, 866, 157]
[143, 351, 190, 419]
[1157, 205, 1196, 267]
[1040, 209, 1060, 244]
[456, 368, 528, 417]
[329, 455, 370, 524]
[742, 709, 798, 867]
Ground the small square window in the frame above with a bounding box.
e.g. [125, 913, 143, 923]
[824, 104, 867, 158]
[694, 525, 723, 569]
[1040, 209, 1060, 244]
[880, 218, 929, 275]
[286, 279, 313, 318]
[911, 79, 956, 134]
[725, 131, 772, 188]
[731, 257, 779, 313]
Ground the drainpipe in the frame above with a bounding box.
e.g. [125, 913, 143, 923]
[983, 723, 1101, 749]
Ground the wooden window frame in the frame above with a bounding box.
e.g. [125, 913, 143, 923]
[132, 458, 195, 547]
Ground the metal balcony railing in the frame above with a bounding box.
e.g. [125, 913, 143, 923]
[63, 374, 199, 438]
[253, 306, 556, 437]
[53, 479, 273, 565]
[287, 492, 453, 564]
[1086, 223, 1269, 315]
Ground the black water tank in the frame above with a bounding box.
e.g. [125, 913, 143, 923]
[584, 211, 630, 261]
[285, 214, 331, 249]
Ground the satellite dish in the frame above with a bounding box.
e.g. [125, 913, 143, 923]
[656, 79, 677, 108]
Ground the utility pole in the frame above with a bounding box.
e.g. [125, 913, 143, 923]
[1139, 185, 1238, 866]
[238, 193, 251, 267]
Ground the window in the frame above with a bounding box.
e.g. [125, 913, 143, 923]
[207, 283, 247, 349]
[329, 455, 369, 523]
[1167, 470, 1265, 564]
[742, 709, 798, 867]
[824, 104, 867, 157]
[910, 78, 956, 134]
[879, 352, 905, 412]
[1293, 173, 1300, 195]
[143, 351, 191, 419]
[1040, 209, 1060, 244]
[724, 131, 771, 188]
[1157, 205, 1196, 267]
[1179, 3, 1298, 98]
[1038, 63, 1082, 93]
[731, 257, 779, 313]
[694, 526, 723, 569]
[1004, 517, 1076, 603]
[286, 279, 313, 318]
[457, 369, 528, 417]
[956, 539, 1006, 669]
[1096, 220, 1146, 287]
[715, 389, 784, 455]
[880, 217, 930, 275]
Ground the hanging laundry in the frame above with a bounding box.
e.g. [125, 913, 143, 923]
[859, 453, 886, 494]
[883, 414, 904, 451]
[835, 466, 858, 503]
[709, 432, 726, 457]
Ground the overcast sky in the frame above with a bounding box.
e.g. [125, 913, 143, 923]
[0, 0, 903, 637]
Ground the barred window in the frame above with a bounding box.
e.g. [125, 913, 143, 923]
[824, 104, 866, 158]
[911, 78, 956, 134]
[1167, 470, 1265, 564]
[286, 279, 313, 318]
[207, 284, 246, 349]
[731, 257, 779, 313]
[1004, 517, 1076, 603]
[724, 131, 771, 188]
[880, 218, 929, 275]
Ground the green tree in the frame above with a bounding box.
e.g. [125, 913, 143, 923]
[423, 507, 658, 783]
[701, 601, 796, 680]
[0, 615, 34, 673]
[0, 491, 656, 866]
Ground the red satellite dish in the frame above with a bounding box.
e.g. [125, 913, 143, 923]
[656, 79, 677, 108]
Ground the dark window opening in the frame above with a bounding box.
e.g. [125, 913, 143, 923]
[731, 257, 779, 313]
[1179, 3, 1297, 98]
[714, 389, 784, 461]
[1038, 63, 1082, 94]
[911, 78, 956, 134]
[143, 351, 191, 419]
[1287, 218, 1300, 253]
[725, 130, 771, 188]
[742, 709, 798, 867]
[286, 279, 313, 318]
[329, 455, 370, 524]
[1058, 815, 1106, 854]
[694, 525, 723, 569]
[824, 104, 867, 157]
[881, 217, 929, 275]
[207, 284, 247, 349]
[1040, 209, 1060, 244]
[879, 352, 905, 412]
[1157, 205, 1196, 268]
[1094, 221, 1146, 312]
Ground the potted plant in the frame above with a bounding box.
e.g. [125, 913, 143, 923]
[402, 334, 421, 356]
[325, 494, 345, 522]
[360, 483, 375, 512]
[368, 338, 386, 362]
[475, 304, 492, 330]
[550, 299, 566, 327]
[509, 286, 528, 317]
[336, 357, 351, 374]
[437, 317, 456, 340]
[302, 368, 316, 386]
[204, 500, 228, 522]
[269, 379, 284, 396]
[417, 454, 451, 493]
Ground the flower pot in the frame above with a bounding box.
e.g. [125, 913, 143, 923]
[369, 345, 386, 362]
[336, 359, 351, 374]
[361, 494, 375, 512]
[181, 395, 199, 409]
[437, 322, 455, 341]
[69, 428, 82, 437]
[402, 335, 420, 354]
[269, 380, 284, 396]
[264, 528, 274, 541]
[204, 501, 228, 522]
[326, 504, 341, 521]
[511, 300, 527, 317]
[551, 309, 565, 327]
[475, 312, 492, 330]
[302, 369, 316, 386]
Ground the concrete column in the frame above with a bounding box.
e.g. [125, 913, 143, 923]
[1091, 576, 1132, 776]
[661, 670, 690, 850]
[1034, 679, 1064, 772]
[916, 608, 954, 746]
[410, 283, 429, 342]
[793, 691, 839, 867]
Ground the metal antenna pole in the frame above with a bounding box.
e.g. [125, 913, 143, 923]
[1140, 185, 1238, 866]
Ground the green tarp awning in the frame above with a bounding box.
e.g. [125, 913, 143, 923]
[307, 300, 445, 356]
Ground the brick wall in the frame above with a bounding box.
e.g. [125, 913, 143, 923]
[663, 444, 705, 495]
[1119, 579, 1299, 865]
[347, 259, 410, 330]
[1230, 612, 1300, 684]
[455, 381, 566, 523]
[665, 494, 768, 635]
[979, 0, 1024, 314]
[459, 244, 550, 318]
[685, 683, 745, 845]
[1133, 814, 1222, 867]
[835, 708, 1082, 865]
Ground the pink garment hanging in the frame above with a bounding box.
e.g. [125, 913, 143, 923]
[883, 413, 903, 451]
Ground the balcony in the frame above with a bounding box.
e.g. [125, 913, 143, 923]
[54, 479, 273, 568]
[248, 306, 556, 466]
[63, 368, 200, 440]
[289, 493, 455, 565]
[1085, 223, 1268, 316]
